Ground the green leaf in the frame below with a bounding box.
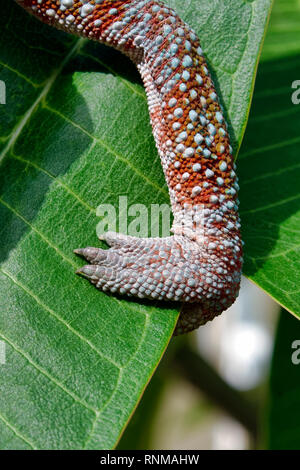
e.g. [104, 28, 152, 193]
[267, 310, 300, 449]
[261, 2, 300, 448]
[0, 0, 272, 449]
[239, 0, 300, 317]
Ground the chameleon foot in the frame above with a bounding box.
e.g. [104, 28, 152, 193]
[74, 231, 241, 334]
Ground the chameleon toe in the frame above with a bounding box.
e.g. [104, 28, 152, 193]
[74, 247, 108, 264]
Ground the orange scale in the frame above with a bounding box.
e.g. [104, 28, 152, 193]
[209, 103, 218, 112]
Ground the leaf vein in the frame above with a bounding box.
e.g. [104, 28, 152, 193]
[43, 104, 169, 198]
[0, 330, 97, 414]
[1, 268, 121, 369]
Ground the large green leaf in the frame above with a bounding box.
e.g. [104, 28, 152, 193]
[268, 310, 300, 449]
[262, 0, 300, 449]
[239, 0, 300, 317]
[0, 0, 272, 449]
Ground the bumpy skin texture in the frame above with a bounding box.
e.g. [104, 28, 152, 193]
[15, 0, 243, 335]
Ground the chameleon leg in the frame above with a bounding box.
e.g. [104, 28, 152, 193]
[15, 0, 243, 333]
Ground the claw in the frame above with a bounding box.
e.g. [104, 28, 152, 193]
[74, 248, 87, 256]
[76, 264, 115, 287]
[76, 264, 98, 278]
[74, 247, 107, 264]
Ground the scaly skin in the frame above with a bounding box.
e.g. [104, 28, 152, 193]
[15, 0, 243, 335]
